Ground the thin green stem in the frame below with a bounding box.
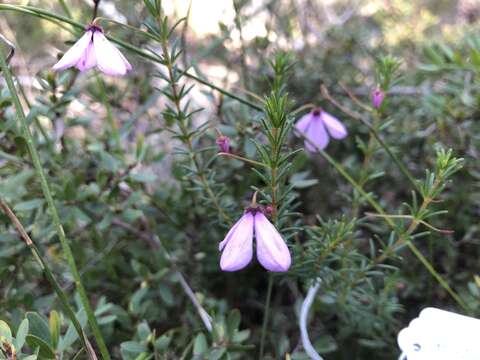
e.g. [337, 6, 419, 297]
[296, 130, 470, 312]
[96, 75, 121, 154]
[259, 274, 273, 359]
[321, 85, 420, 193]
[159, 31, 231, 224]
[58, 0, 73, 19]
[0, 48, 111, 360]
[0, 198, 95, 359]
[217, 152, 267, 167]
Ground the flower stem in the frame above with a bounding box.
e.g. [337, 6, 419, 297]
[321, 84, 420, 193]
[0, 48, 111, 360]
[96, 75, 122, 154]
[57, 0, 72, 19]
[259, 274, 273, 359]
[296, 130, 470, 312]
[158, 29, 231, 224]
[217, 152, 267, 168]
[0, 198, 96, 359]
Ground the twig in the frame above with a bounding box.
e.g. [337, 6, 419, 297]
[365, 212, 454, 234]
[0, 33, 14, 70]
[0, 46, 111, 360]
[338, 81, 372, 113]
[177, 272, 212, 332]
[111, 218, 213, 332]
[217, 152, 267, 168]
[92, 0, 101, 20]
[321, 85, 420, 193]
[0, 198, 97, 360]
[111, 218, 159, 250]
[299, 280, 324, 360]
[294, 129, 469, 312]
[322, 0, 359, 26]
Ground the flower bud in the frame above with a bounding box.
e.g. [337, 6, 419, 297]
[216, 135, 230, 153]
[263, 205, 274, 216]
[371, 88, 385, 109]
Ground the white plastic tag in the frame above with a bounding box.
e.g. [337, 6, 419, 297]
[398, 307, 480, 359]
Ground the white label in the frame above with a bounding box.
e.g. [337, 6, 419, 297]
[398, 307, 480, 359]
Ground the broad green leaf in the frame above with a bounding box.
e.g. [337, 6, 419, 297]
[26, 335, 55, 359]
[137, 322, 151, 341]
[14, 318, 29, 350]
[154, 334, 171, 350]
[207, 348, 226, 360]
[22, 355, 38, 360]
[232, 329, 250, 343]
[58, 309, 86, 352]
[158, 284, 174, 306]
[26, 312, 51, 346]
[13, 199, 45, 212]
[193, 333, 208, 355]
[134, 353, 151, 360]
[120, 341, 148, 354]
[226, 309, 241, 338]
[0, 320, 12, 341]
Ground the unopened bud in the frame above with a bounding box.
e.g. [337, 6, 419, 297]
[215, 129, 231, 153]
[371, 88, 385, 109]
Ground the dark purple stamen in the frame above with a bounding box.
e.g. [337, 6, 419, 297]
[312, 108, 322, 116]
[245, 206, 262, 216]
[86, 24, 103, 33]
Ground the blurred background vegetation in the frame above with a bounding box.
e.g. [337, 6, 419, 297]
[1, 0, 480, 359]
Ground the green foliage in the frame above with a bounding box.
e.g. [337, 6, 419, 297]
[0, 1, 479, 359]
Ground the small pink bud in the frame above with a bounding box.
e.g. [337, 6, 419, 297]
[371, 88, 385, 109]
[263, 205, 274, 216]
[216, 135, 230, 153]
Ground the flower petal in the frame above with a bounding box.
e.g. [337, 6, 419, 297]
[52, 31, 93, 71]
[321, 111, 347, 139]
[93, 31, 132, 76]
[220, 213, 254, 272]
[219, 214, 243, 251]
[254, 213, 291, 272]
[305, 117, 329, 151]
[295, 113, 313, 134]
[75, 42, 97, 71]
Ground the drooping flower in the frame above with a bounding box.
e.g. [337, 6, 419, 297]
[295, 108, 347, 151]
[219, 207, 291, 272]
[53, 25, 132, 76]
[371, 88, 385, 109]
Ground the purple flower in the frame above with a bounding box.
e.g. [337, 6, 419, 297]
[216, 135, 231, 153]
[371, 89, 385, 109]
[53, 25, 132, 76]
[219, 208, 291, 272]
[295, 108, 347, 151]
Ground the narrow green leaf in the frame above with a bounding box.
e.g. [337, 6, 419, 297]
[49, 311, 60, 349]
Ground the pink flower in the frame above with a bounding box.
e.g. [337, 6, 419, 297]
[53, 25, 132, 76]
[371, 89, 385, 108]
[295, 108, 347, 151]
[219, 208, 291, 272]
[216, 135, 230, 153]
